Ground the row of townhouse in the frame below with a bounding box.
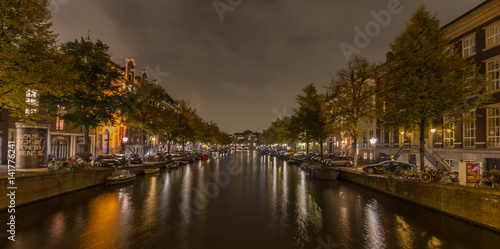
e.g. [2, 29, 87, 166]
[327, 0, 500, 172]
[0, 57, 179, 166]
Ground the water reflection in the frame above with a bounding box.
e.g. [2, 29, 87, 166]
[141, 176, 158, 231]
[78, 192, 122, 249]
[395, 215, 414, 249]
[47, 212, 65, 247]
[363, 199, 386, 249]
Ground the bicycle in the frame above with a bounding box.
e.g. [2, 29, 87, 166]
[474, 171, 500, 189]
[48, 160, 64, 171]
[441, 171, 460, 185]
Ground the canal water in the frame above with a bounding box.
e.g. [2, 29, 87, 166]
[2, 151, 499, 249]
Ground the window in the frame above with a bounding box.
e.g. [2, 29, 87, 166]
[444, 116, 455, 148]
[26, 90, 38, 105]
[462, 35, 475, 57]
[486, 22, 500, 48]
[25, 90, 38, 115]
[55, 117, 65, 131]
[463, 111, 476, 147]
[98, 134, 103, 149]
[487, 58, 500, 91]
[50, 137, 68, 159]
[487, 107, 500, 147]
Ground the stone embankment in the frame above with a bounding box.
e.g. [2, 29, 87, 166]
[0, 161, 166, 210]
[338, 169, 500, 233]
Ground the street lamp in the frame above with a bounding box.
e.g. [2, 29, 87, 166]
[122, 136, 128, 154]
[430, 129, 436, 149]
[370, 138, 377, 163]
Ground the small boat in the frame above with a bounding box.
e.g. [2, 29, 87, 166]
[179, 160, 189, 165]
[143, 168, 160, 174]
[168, 161, 179, 169]
[304, 164, 340, 180]
[106, 169, 136, 185]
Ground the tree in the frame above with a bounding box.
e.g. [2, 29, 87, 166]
[294, 84, 328, 154]
[326, 56, 376, 168]
[122, 78, 176, 156]
[59, 38, 122, 159]
[171, 100, 197, 151]
[0, 0, 75, 121]
[379, 6, 487, 171]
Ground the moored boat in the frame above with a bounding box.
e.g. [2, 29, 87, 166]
[304, 164, 340, 180]
[143, 168, 160, 174]
[106, 170, 136, 185]
[168, 161, 179, 169]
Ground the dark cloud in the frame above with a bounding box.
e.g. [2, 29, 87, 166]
[51, 0, 484, 133]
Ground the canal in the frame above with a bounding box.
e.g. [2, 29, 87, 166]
[2, 151, 499, 249]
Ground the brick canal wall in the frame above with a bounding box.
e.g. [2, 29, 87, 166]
[338, 169, 500, 232]
[0, 162, 166, 210]
[0, 169, 113, 210]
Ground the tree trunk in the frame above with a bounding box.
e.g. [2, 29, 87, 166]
[419, 118, 426, 172]
[320, 142, 324, 156]
[306, 141, 309, 153]
[353, 138, 358, 170]
[141, 130, 146, 157]
[83, 126, 91, 161]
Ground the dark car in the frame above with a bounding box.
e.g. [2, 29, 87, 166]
[325, 157, 354, 167]
[363, 161, 415, 174]
[155, 152, 166, 161]
[93, 154, 117, 167]
[114, 154, 128, 166]
[128, 154, 143, 164]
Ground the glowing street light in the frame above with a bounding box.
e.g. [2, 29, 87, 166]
[370, 138, 377, 163]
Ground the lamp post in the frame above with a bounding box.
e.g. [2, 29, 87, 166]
[430, 129, 436, 149]
[122, 137, 128, 154]
[370, 138, 377, 163]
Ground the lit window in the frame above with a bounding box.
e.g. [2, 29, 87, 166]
[486, 22, 500, 48]
[486, 58, 500, 91]
[462, 35, 475, 57]
[463, 111, 476, 147]
[444, 116, 454, 148]
[26, 90, 38, 105]
[56, 117, 65, 131]
[25, 109, 37, 115]
[487, 107, 500, 147]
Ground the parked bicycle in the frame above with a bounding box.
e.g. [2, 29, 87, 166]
[474, 169, 500, 189]
[419, 169, 446, 183]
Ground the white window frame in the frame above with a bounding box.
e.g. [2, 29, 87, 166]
[443, 116, 455, 148]
[26, 90, 38, 105]
[463, 110, 476, 148]
[487, 107, 500, 148]
[486, 22, 500, 49]
[486, 58, 500, 91]
[462, 34, 476, 57]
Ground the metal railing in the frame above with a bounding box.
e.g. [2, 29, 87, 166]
[425, 149, 453, 171]
[394, 144, 410, 160]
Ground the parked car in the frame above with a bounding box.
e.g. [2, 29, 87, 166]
[114, 154, 128, 166]
[362, 161, 415, 174]
[93, 154, 117, 167]
[155, 152, 166, 161]
[128, 154, 143, 164]
[292, 151, 307, 158]
[325, 157, 354, 167]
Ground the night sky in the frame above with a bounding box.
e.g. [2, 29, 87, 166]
[50, 0, 484, 133]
